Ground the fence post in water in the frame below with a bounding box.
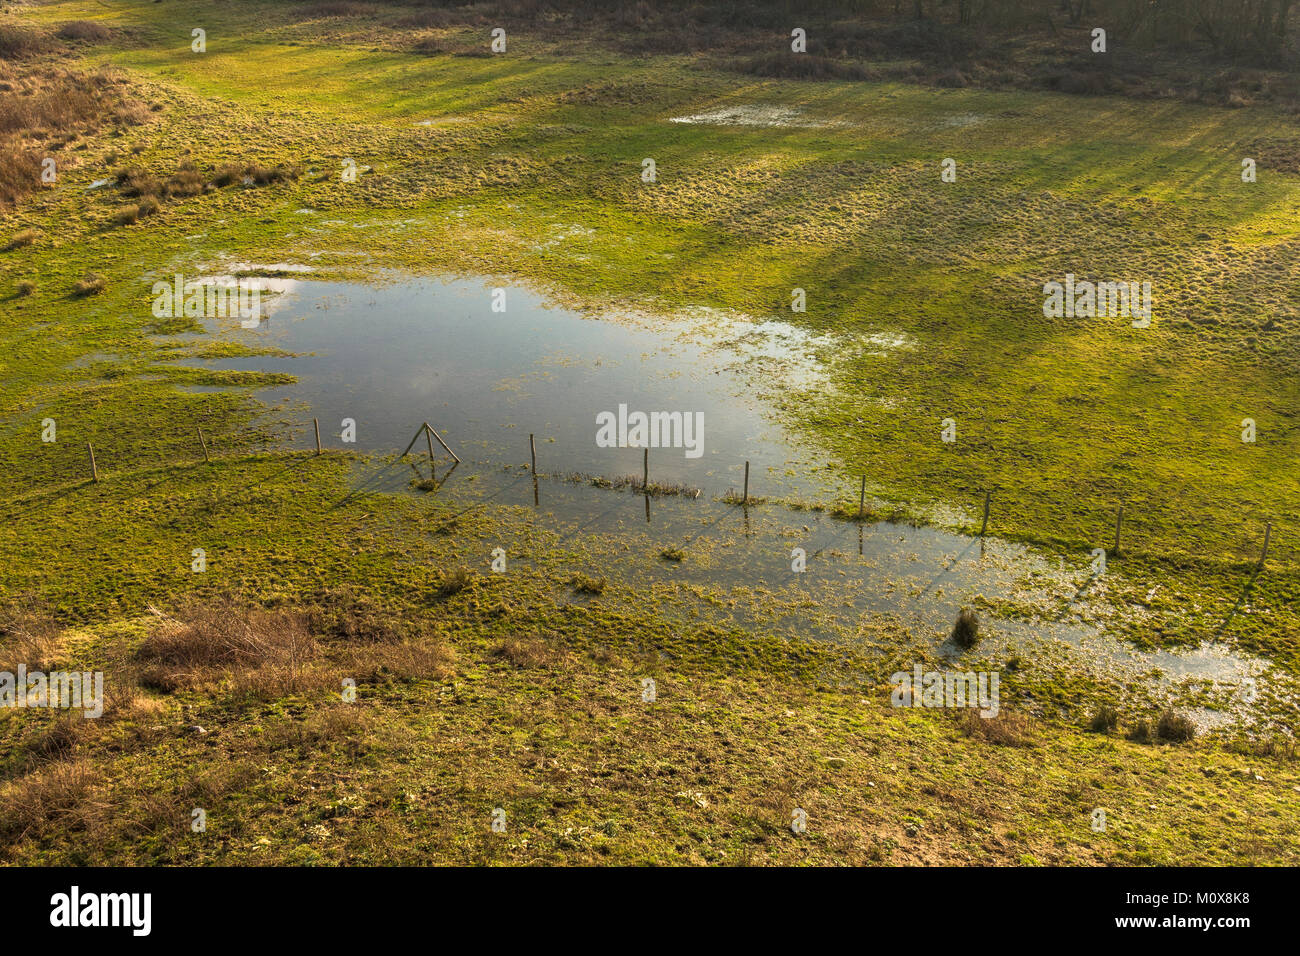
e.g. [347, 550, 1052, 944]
[87, 442, 98, 483]
[1114, 504, 1123, 556]
[979, 491, 991, 536]
[425, 423, 462, 464]
[858, 475, 866, 519]
[1259, 520, 1272, 570]
[198, 428, 210, 464]
[530, 433, 537, 474]
[743, 461, 749, 505]
[313, 418, 322, 456]
[643, 447, 649, 491]
[425, 424, 436, 466]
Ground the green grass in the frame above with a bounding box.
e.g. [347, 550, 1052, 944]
[1, 0, 1298, 864]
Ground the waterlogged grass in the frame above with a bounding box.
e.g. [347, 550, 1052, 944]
[0, 0, 1298, 864]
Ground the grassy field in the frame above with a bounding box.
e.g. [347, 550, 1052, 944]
[1, 0, 1298, 864]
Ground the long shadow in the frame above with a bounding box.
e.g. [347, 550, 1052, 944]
[1215, 565, 1263, 639]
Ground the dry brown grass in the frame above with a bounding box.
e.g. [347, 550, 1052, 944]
[490, 635, 559, 668]
[25, 713, 92, 763]
[337, 639, 457, 683]
[2, 226, 39, 251]
[55, 20, 112, 43]
[0, 61, 149, 209]
[71, 273, 106, 296]
[0, 19, 49, 60]
[137, 599, 319, 695]
[135, 596, 455, 698]
[959, 709, 1036, 747]
[0, 596, 62, 671]
[0, 759, 103, 843]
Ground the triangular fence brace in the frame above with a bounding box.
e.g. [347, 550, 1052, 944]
[400, 422, 461, 465]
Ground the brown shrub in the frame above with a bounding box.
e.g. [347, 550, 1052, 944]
[112, 204, 139, 226]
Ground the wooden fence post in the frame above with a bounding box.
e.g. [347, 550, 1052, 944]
[979, 491, 991, 536]
[313, 418, 322, 456]
[87, 442, 98, 482]
[743, 460, 749, 505]
[530, 433, 537, 474]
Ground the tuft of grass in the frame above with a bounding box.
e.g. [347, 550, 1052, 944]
[165, 162, 205, 198]
[26, 714, 90, 763]
[1129, 719, 1153, 744]
[490, 635, 556, 668]
[3, 228, 39, 251]
[568, 572, 607, 595]
[1156, 709, 1197, 743]
[659, 546, 686, 562]
[56, 21, 112, 43]
[951, 608, 980, 649]
[0, 20, 49, 60]
[72, 273, 107, 297]
[722, 52, 872, 82]
[14, 279, 35, 296]
[1088, 705, 1120, 733]
[435, 567, 472, 599]
[112, 204, 139, 226]
[294, 1, 376, 17]
[960, 710, 1035, 747]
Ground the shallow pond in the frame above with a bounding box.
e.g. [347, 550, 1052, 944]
[174, 270, 1294, 730]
